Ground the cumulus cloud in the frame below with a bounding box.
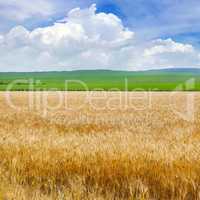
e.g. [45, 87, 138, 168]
[0, 4, 199, 71]
[144, 39, 194, 57]
[140, 39, 200, 69]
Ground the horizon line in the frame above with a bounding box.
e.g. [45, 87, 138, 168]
[0, 67, 200, 73]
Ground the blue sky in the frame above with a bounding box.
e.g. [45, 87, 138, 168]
[1, 0, 200, 43]
[0, 0, 200, 71]
[97, 0, 200, 46]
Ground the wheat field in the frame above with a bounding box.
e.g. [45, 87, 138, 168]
[0, 92, 200, 200]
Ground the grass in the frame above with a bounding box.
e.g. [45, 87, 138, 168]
[0, 91, 200, 199]
[0, 69, 200, 91]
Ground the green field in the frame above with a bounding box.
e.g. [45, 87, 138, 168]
[0, 69, 200, 91]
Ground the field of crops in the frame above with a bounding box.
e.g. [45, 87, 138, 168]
[0, 69, 200, 91]
[0, 92, 200, 199]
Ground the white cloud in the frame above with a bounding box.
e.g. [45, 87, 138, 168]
[0, 0, 54, 21]
[139, 39, 200, 69]
[0, 4, 200, 72]
[143, 39, 194, 57]
[0, 35, 4, 44]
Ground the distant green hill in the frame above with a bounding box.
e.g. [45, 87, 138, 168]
[0, 68, 200, 91]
